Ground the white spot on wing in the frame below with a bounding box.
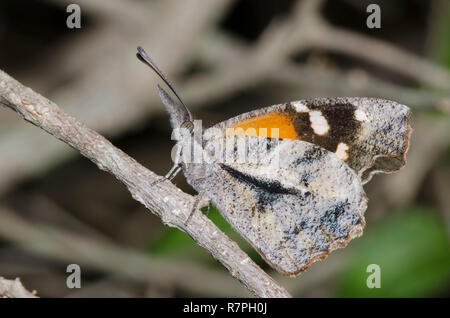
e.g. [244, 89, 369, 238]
[335, 142, 349, 160]
[355, 109, 369, 122]
[292, 101, 309, 112]
[309, 111, 329, 135]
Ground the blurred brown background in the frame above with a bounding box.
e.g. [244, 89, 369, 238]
[0, 0, 449, 297]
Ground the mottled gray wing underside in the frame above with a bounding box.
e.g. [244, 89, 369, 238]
[183, 136, 368, 275]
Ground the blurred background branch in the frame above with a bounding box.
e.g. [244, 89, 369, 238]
[0, 206, 253, 297]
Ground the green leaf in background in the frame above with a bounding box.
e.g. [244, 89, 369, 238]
[429, 1, 450, 69]
[147, 205, 265, 267]
[337, 207, 450, 297]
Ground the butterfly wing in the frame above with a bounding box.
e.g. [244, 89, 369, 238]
[181, 97, 410, 274]
[182, 135, 367, 275]
[209, 97, 411, 183]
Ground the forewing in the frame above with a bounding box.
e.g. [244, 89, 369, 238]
[208, 97, 412, 183]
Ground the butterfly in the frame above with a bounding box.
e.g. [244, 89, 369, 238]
[137, 47, 412, 276]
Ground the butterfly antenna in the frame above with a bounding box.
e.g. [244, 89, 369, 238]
[136, 46, 193, 122]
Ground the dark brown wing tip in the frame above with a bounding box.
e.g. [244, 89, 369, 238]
[361, 108, 413, 184]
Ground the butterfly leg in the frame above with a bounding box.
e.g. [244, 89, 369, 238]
[164, 163, 182, 181]
[204, 202, 211, 217]
[149, 163, 182, 187]
[185, 193, 210, 225]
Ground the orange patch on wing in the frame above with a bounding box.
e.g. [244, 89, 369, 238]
[226, 112, 298, 139]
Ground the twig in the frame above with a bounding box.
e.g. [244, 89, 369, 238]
[0, 69, 291, 298]
[0, 277, 37, 298]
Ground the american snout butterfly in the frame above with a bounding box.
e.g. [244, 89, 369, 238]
[137, 47, 412, 276]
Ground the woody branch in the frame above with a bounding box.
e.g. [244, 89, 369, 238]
[0, 69, 291, 298]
